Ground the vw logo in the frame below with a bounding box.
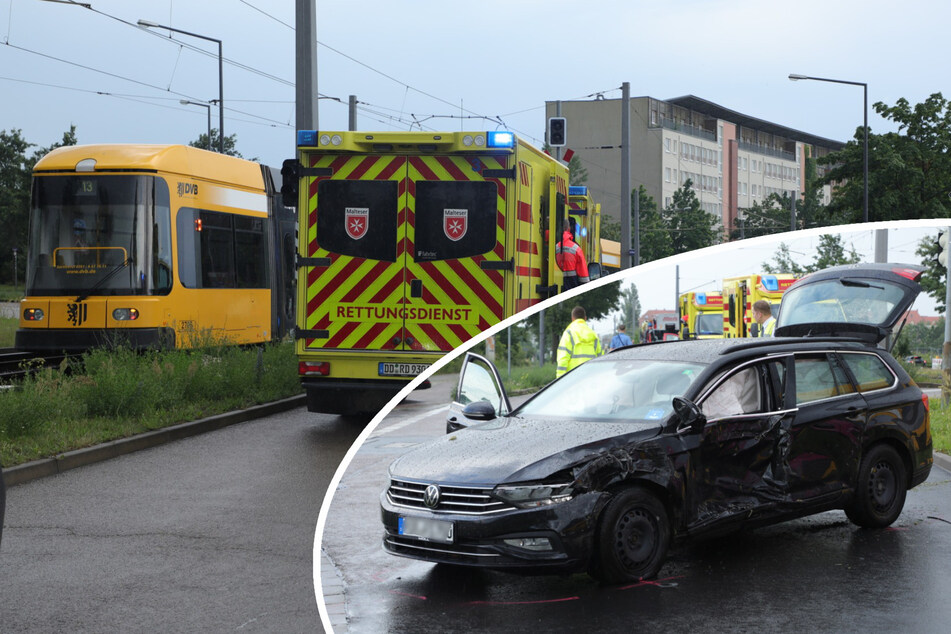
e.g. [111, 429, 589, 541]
[423, 484, 441, 509]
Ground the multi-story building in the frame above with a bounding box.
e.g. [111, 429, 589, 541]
[545, 95, 844, 236]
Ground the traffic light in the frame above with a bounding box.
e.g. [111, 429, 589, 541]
[938, 230, 948, 267]
[548, 117, 566, 147]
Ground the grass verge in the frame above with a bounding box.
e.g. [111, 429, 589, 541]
[930, 398, 951, 455]
[0, 342, 302, 467]
[0, 317, 16, 348]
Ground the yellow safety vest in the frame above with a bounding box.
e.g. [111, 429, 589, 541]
[556, 319, 603, 377]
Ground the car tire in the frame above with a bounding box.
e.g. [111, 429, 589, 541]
[592, 487, 669, 584]
[845, 444, 908, 528]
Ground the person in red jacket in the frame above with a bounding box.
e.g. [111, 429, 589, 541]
[555, 223, 590, 291]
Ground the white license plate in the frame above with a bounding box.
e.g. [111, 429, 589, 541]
[379, 362, 429, 377]
[398, 516, 454, 544]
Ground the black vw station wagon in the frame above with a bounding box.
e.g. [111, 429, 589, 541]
[380, 264, 933, 583]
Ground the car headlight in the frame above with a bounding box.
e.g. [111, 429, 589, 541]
[492, 482, 575, 509]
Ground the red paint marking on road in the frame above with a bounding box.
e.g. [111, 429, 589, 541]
[465, 596, 580, 606]
[389, 590, 427, 601]
[886, 526, 909, 531]
[617, 575, 685, 591]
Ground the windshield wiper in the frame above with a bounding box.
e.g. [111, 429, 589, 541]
[840, 278, 884, 290]
[75, 257, 133, 303]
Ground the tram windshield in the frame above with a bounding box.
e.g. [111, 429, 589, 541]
[27, 175, 172, 296]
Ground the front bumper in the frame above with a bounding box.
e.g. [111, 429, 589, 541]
[380, 488, 606, 572]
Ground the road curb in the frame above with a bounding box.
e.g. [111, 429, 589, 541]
[2, 394, 307, 487]
[935, 450, 951, 474]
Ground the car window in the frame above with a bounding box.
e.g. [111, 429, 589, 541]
[457, 361, 505, 414]
[699, 359, 786, 420]
[780, 279, 908, 328]
[795, 354, 854, 404]
[840, 352, 895, 392]
[701, 366, 762, 420]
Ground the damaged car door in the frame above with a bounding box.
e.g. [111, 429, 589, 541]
[688, 356, 797, 534]
[785, 352, 867, 504]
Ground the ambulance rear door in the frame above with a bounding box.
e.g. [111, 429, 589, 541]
[403, 153, 511, 352]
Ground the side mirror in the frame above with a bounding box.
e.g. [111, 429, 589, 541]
[673, 396, 705, 433]
[462, 400, 497, 421]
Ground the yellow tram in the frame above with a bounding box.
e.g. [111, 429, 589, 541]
[16, 144, 296, 351]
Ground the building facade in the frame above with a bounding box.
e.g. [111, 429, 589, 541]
[545, 95, 844, 237]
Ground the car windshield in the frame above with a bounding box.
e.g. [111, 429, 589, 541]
[779, 278, 907, 328]
[695, 312, 722, 335]
[514, 358, 706, 422]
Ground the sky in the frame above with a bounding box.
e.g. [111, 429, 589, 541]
[2, 0, 950, 169]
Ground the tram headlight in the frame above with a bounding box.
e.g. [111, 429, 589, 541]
[112, 308, 139, 321]
[24, 308, 44, 321]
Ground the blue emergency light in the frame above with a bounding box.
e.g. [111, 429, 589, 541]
[569, 186, 588, 196]
[580, 227, 587, 238]
[298, 130, 318, 146]
[761, 275, 779, 291]
[487, 131, 515, 148]
[696, 293, 707, 305]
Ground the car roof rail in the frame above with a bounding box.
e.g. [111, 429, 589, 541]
[720, 336, 870, 355]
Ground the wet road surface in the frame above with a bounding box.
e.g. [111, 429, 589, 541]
[319, 380, 951, 633]
[1, 406, 364, 632]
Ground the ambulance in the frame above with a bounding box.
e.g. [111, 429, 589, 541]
[679, 291, 724, 339]
[721, 273, 797, 338]
[282, 130, 573, 415]
[566, 186, 603, 278]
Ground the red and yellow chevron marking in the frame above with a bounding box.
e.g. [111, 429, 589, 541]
[403, 154, 507, 351]
[303, 153, 408, 352]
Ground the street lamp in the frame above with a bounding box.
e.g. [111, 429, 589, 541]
[138, 19, 224, 153]
[180, 100, 212, 148]
[789, 73, 868, 223]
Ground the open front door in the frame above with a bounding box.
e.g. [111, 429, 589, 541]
[445, 352, 513, 433]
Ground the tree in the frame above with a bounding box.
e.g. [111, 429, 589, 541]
[189, 129, 244, 158]
[613, 283, 642, 342]
[915, 233, 946, 313]
[0, 129, 33, 285]
[635, 185, 673, 264]
[664, 180, 719, 254]
[895, 318, 944, 357]
[567, 153, 587, 186]
[732, 193, 796, 240]
[815, 93, 951, 224]
[600, 215, 621, 242]
[762, 234, 861, 275]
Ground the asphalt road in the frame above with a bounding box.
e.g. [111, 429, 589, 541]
[318, 379, 951, 633]
[1, 406, 363, 633]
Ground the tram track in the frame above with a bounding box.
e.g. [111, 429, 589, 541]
[0, 349, 71, 384]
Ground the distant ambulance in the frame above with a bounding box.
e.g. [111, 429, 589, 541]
[679, 291, 724, 339]
[722, 273, 797, 338]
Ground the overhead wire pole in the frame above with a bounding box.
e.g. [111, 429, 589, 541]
[621, 82, 632, 269]
[296, 0, 318, 131]
[137, 19, 224, 153]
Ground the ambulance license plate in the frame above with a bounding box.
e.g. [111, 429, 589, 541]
[399, 516, 454, 544]
[379, 362, 429, 377]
